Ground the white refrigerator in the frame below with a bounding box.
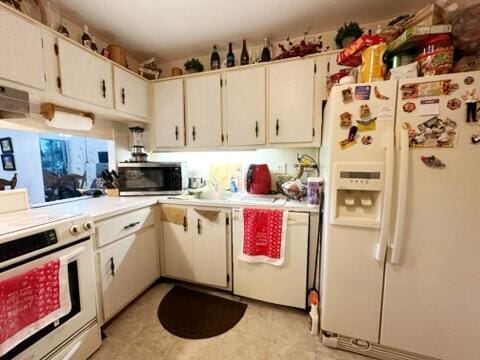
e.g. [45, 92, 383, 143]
[320, 72, 480, 360]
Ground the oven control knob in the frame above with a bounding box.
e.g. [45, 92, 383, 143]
[83, 221, 93, 231]
[70, 225, 80, 235]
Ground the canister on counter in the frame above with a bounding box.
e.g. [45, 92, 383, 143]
[307, 177, 323, 205]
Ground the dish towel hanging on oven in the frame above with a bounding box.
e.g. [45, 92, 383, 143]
[238, 208, 288, 266]
[0, 254, 73, 357]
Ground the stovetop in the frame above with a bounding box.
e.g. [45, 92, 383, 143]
[0, 211, 81, 236]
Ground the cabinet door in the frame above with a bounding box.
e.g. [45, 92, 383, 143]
[57, 38, 113, 109]
[98, 226, 159, 320]
[192, 209, 228, 288]
[268, 58, 315, 144]
[224, 67, 265, 146]
[153, 79, 185, 148]
[0, 8, 45, 90]
[163, 208, 194, 280]
[185, 74, 222, 147]
[113, 66, 148, 118]
[233, 211, 309, 308]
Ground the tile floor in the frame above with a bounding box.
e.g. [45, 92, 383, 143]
[91, 281, 371, 360]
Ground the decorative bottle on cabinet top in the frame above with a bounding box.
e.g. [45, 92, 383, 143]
[261, 37, 271, 62]
[226, 42, 235, 67]
[241, 39, 249, 65]
[211, 45, 221, 70]
[82, 25, 92, 48]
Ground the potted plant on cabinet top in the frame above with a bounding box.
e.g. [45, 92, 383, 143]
[335, 22, 363, 49]
[184, 58, 204, 73]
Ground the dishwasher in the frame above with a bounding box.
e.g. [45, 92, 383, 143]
[232, 208, 309, 309]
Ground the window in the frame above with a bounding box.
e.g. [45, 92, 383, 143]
[0, 128, 115, 205]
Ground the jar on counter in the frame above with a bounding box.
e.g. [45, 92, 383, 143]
[417, 34, 454, 76]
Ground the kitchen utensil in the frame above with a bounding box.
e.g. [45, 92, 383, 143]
[129, 126, 148, 162]
[246, 164, 271, 195]
[188, 177, 205, 189]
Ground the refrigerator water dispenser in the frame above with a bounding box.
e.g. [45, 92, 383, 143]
[330, 163, 385, 228]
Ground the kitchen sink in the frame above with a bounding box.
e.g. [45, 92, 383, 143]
[194, 191, 234, 201]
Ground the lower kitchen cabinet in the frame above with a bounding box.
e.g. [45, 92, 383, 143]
[98, 225, 159, 321]
[162, 206, 230, 288]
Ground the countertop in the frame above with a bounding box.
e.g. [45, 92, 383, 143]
[31, 193, 320, 222]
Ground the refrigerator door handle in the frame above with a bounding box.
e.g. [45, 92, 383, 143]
[375, 129, 394, 263]
[390, 124, 410, 264]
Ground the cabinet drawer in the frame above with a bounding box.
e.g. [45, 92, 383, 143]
[96, 206, 154, 247]
[98, 226, 159, 321]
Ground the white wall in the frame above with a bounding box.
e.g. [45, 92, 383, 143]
[0, 129, 44, 204]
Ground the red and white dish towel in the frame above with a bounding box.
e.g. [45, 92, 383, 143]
[0, 253, 73, 357]
[238, 208, 288, 266]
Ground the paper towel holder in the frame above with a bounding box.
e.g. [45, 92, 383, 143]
[40, 103, 95, 123]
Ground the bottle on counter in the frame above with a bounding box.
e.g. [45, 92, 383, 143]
[261, 37, 271, 62]
[309, 292, 319, 336]
[210, 45, 221, 70]
[230, 177, 238, 193]
[240, 39, 249, 65]
[226, 42, 235, 67]
[57, 19, 70, 38]
[90, 36, 98, 53]
[82, 25, 92, 48]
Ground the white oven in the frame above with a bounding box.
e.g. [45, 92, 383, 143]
[0, 214, 101, 360]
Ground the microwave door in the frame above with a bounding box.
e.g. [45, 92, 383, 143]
[118, 165, 183, 195]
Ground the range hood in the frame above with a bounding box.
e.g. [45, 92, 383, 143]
[0, 86, 30, 118]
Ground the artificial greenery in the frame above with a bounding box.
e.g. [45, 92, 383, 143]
[184, 58, 204, 72]
[334, 22, 363, 49]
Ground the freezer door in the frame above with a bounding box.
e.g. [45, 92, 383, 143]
[320, 80, 397, 342]
[381, 72, 480, 360]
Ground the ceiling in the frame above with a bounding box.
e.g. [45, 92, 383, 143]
[60, 0, 431, 63]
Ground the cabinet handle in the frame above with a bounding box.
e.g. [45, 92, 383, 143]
[255, 121, 259, 138]
[121, 87, 125, 104]
[123, 221, 140, 230]
[192, 126, 196, 141]
[109, 257, 115, 276]
[101, 79, 106, 98]
[275, 119, 279, 136]
[197, 219, 201, 235]
[183, 216, 188, 232]
[175, 126, 179, 141]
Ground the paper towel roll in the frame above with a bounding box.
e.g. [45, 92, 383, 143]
[45, 110, 93, 131]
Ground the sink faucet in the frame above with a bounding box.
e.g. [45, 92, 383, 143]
[208, 179, 219, 192]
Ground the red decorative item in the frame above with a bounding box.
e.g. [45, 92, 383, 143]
[242, 208, 284, 259]
[246, 164, 271, 195]
[336, 34, 386, 67]
[0, 260, 61, 346]
[274, 35, 324, 60]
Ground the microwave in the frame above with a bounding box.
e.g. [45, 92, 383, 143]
[117, 162, 187, 196]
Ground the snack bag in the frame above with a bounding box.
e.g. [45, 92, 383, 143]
[359, 43, 387, 82]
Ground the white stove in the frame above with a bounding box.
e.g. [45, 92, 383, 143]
[0, 206, 100, 360]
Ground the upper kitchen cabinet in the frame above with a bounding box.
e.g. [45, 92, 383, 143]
[223, 66, 265, 146]
[185, 74, 223, 148]
[113, 65, 148, 118]
[268, 57, 315, 144]
[0, 7, 45, 90]
[153, 79, 185, 148]
[57, 38, 113, 109]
